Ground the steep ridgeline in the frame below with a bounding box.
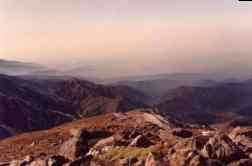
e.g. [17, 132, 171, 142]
[0, 74, 147, 139]
[158, 82, 252, 125]
[56, 79, 148, 117]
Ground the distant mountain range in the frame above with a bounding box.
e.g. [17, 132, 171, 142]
[115, 78, 220, 104]
[157, 81, 252, 125]
[2, 72, 252, 139]
[0, 59, 56, 76]
[2, 58, 252, 127]
[0, 59, 105, 83]
[0, 58, 246, 84]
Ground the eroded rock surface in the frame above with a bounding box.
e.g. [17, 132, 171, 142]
[3, 111, 252, 166]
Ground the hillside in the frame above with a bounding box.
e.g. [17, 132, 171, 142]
[0, 74, 147, 139]
[115, 75, 220, 104]
[1, 110, 252, 166]
[158, 82, 252, 124]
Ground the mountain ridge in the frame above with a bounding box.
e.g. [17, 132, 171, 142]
[0, 74, 147, 139]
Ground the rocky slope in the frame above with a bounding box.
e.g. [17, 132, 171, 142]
[1, 110, 252, 166]
[0, 74, 147, 139]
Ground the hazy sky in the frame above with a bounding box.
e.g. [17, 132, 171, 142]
[1, 0, 252, 77]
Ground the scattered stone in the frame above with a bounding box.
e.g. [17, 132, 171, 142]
[116, 159, 130, 166]
[115, 157, 138, 166]
[0, 162, 9, 166]
[145, 153, 161, 166]
[87, 148, 100, 157]
[249, 153, 252, 159]
[205, 159, 224, 166]
[201, 133, 245, 162]
[29, 159, 47, 166]
[5, 112, 252, 166]
[48, 155, 69, 166]
[24, 155, 33, 163]
[229, 127, 252, 153]
[94, 136, 115, 148]
[130, 135, 153, 148]
[169, 149, 206, 166]
[9, 160, 27, 166]
[134, 160, 145, 166]
[59, 129, 89, 161]
[29, 141, 36, 147]
[228, 159, 252, 166]
[172, 128, 193, 138]
[65, 155, 92, 166]
[201, 131, 215, 137]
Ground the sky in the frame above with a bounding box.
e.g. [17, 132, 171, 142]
[1, 0, 252, 78]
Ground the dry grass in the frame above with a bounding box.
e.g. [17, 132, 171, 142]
[0, 111, 153, 162]
[95, 147, 151, 161]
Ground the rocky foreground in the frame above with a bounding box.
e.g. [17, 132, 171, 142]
[0, 110, 252, 166]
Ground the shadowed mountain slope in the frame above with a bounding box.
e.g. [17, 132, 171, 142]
[158, 82, 252, 124]
[0, 74, 147, 139]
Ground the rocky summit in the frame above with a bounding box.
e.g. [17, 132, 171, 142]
[0, 110, 252, 166]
